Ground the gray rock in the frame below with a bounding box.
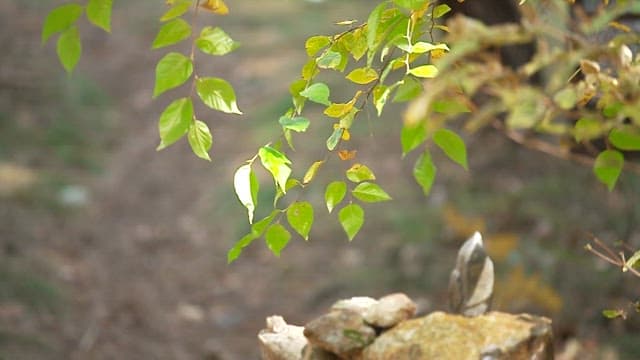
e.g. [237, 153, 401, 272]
[258, 316, 307, 360]
[304, 309, 376, 358]
[363, 293, 416, 328]
[330, 296, 378, 317]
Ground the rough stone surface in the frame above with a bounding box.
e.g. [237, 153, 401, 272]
[258, 316, 307, 360]
[301, 345, 341, 360]
[361, 311, 553, 360]
[304, 309, 376, 358]
[331, 297, 378, 317]
[363, 293, 416, 328]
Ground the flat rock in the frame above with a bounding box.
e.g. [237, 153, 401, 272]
[258, 316, 307, 360]
[363, 293, 416, 328]
[361, 311, 553, 360]
[331, 296, 378, 317]
[304, 309, 376, 358]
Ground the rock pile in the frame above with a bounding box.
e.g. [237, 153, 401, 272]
[258, 293, 553, 360]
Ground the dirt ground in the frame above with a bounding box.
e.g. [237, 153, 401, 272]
[2, 1, 640, 359]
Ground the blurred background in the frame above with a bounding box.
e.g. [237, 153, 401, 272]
[1, 0, 639, 359]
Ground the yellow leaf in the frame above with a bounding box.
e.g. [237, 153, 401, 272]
[335, 19, 358, 26]
[200, 0, 229, 15]
[346, 67, 378, 85]
[431, 48, 446, 60]
[609, 21, 631, 32]
[324, 91, 361, 118]
[341, 128, 351, 141]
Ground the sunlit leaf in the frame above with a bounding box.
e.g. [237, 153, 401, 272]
[339, 203, 364, 241]
[553, 88, 577, 110]
[287, 201, 314, 240]
[432, 99, 471, 114]
[609, 126, 640, 151]
[346, 67, 379, 85]
[393, 0, 428, 10]
[324, 92, 360, 118]
[303, 160, 324, 184]
[265, 223, 291, 257]
[300, 83, 331, 106]
[325, 181, 347, 213]
[196, 77, 242, 114]
[413, 150, 436, 195]
[306, 35, 331, 57]
[86, 0, 112, 32]
[233, 164, 259, 224]
[200, 0, 229, 15]
[279, 116, 310, 132]
[196, 26, 239, 56]
[152, 18, 192, 49]
[625, 250, 640, 272]
[301, 58, 320, 80]
[409, 65, 439, 78]
[401, 123, 427, 156]
[153, 52, 193, 97]
[352, 182, 392, 203]
[433, 128, 468, 170]
[157, 97, 193, 150]
[259, 146, 292, 193]
[316, 50, 342, 69]
[346, 164, 376, 183]
[326, 127, 344, 151]
[373, 84, 390, 116]
[56, 26, 81, 74]
[188, 120, 212, 161]
[160, 0, 192, 21]
[593, 150, 624, 191]
[433, 4, 451, 18]
[42, 4, 83, 44]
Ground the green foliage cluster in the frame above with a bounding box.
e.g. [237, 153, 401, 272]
[43, 0, 640, 266]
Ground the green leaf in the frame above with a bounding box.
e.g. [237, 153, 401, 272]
[412, 42, 449, 54]
[401, 123, 427, 156]
[373, 84, 391, 116]
[433, 128, 468, 170]
[553, 88, 577, 110]
[602, 309, 625, 319]
[316, 50, 342, 70]
[352, 182, 392, 203]
[264, 223, 291, 257]
[393, 0, 428, 10]
[153, 52, 193, 97]
[573, 118, 605, 142]
[432, 100, 471, 114]
[346, 67, 379, 85]
[303, 161, 324, 184]
[188, 120, 212, 161]
[413, 150, 437, 195]
[196, 77, 242, 114]
[367, 2, 386, 50]
[326, 127, 344, 151]
[339, 203, 364, 241]
[409, 65, 439, 78]
[287, 201, 314, 240]
[233, 164, 259, 224]
[196, 26, 239, 56]
[609, 126, 640, 151]
[306, 35, 331, 56]
[279, 116, 310, 132]
[56, 26, 82, 74]
[259, 146, 292, 193]
[393, 77, 423, 103]
[594, 150, 624, 191]
[625, 250, 640, 271]
[300, 83, 331, 106]
[157, 97, 193, 150]
[346, 164, 376, 183]
[325, 181, 347, 213]
[152, 18, 192, 49]
[86, 0, 112, 32]
[433, 4, 451, 18]
[227, 210, 278, 263]
[160, 0, 192, 22]
[42, 4, 84, 44]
